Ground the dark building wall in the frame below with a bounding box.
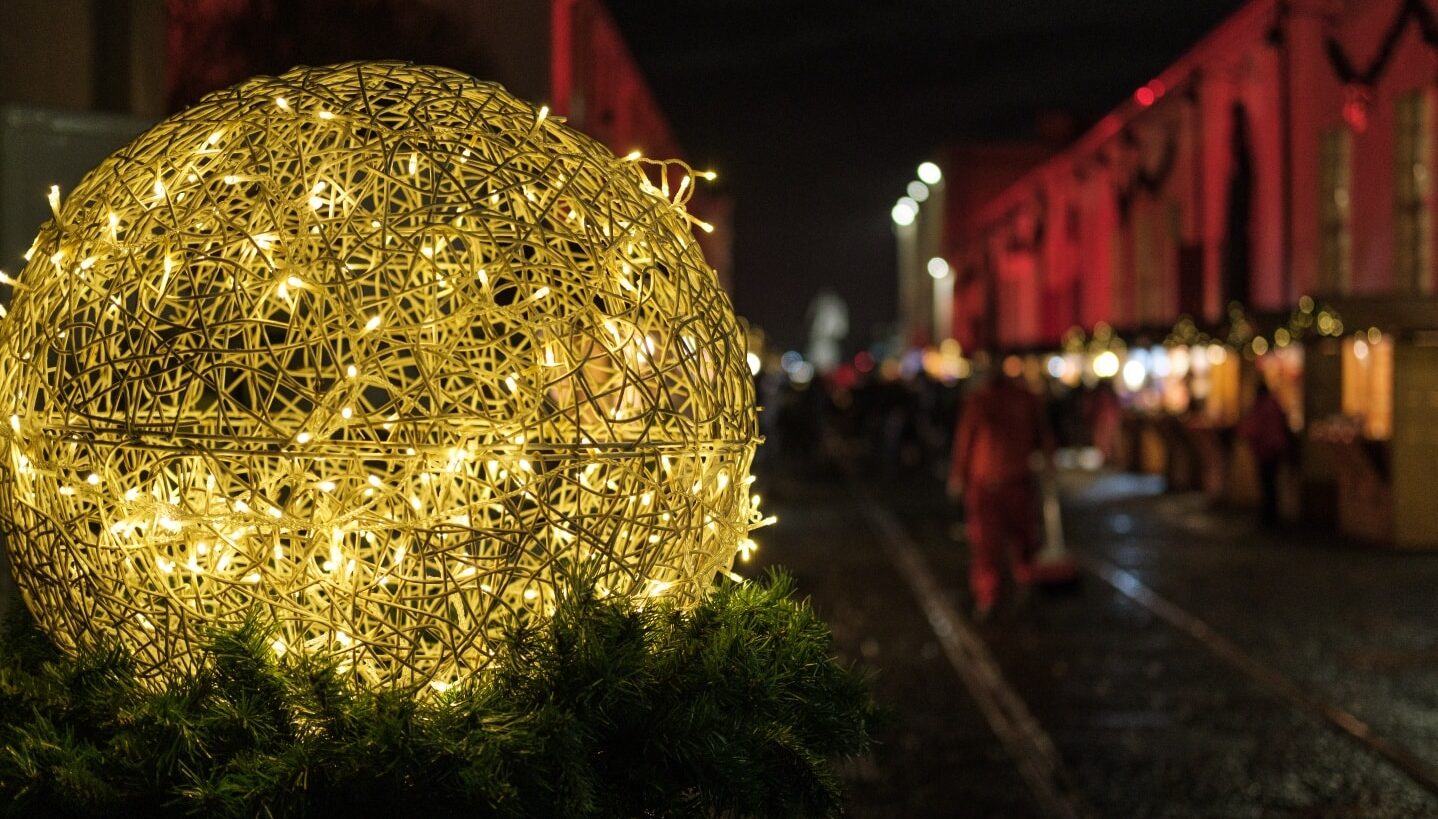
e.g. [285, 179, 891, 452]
[0, 0, 167, 117]
[166, 0, 550, 113]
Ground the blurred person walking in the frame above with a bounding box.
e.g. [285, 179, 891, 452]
[1085, 379, 1123, 465]
[947, 371, 1055, 619]
[1237, 381, 1293, 527]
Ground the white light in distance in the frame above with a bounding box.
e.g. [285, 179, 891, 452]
[1121, 359, 1146, 391]
[891, 197, 918, 226]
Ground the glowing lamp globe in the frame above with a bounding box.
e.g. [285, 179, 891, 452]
[0, 62, 759, 690]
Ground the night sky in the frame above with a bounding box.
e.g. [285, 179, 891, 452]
[606, 0, 1247, 351]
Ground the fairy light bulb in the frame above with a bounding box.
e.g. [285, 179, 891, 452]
[0, 62, 763, 693]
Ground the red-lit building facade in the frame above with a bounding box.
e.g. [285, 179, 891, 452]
[943, 0, 1438, 546]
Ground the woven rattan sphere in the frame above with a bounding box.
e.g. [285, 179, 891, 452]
[0, 62, 759, 690]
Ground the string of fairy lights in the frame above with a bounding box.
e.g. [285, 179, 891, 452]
[0, 62, 766, 692]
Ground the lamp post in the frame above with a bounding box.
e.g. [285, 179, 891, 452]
[917, 165, 944, 344]
[892, 196, 919, 344]
[892, 161, 946, 346]
[928, 256, 953, 342]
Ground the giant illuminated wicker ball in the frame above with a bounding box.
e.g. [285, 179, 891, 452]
[0, 62, 759, 690]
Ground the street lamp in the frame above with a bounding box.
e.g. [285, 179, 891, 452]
[928, 256, 953, 344]
[894, 163, 946, 346]
[891, 196, 918, 226]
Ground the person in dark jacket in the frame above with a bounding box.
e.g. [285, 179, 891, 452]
[1238, 380, 1292, 527]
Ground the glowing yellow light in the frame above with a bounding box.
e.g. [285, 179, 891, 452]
[0, 62, 761, 693]
[1092, 350, 1121, 379]
[737, 538, 757, 562]
[1170, 346, 1191, 376]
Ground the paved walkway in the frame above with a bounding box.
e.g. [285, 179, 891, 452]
[751, 461, 1438, 817]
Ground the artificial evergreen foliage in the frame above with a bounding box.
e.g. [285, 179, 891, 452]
[0, 572, 876, 818]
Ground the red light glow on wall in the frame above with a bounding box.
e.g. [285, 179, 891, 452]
[1342, 83, 1372, 133]
[1134, 80, 1165, 108]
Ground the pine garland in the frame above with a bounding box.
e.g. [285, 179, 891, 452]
[0, 572, 877, 819]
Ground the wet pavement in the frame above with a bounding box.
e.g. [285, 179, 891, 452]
[748, 457, 1438, 818]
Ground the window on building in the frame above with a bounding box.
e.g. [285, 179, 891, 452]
[1319, 127, 1352, 294]
[1394, 88, 1434, 294]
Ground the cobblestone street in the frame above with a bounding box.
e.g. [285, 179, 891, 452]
[751, 460, 1438, 817]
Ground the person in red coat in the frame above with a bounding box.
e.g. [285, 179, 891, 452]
[1237, 380, 1293, 526]
[947, 371, 1055, 619]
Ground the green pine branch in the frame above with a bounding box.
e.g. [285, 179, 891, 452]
[0, 571, 878, 819]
